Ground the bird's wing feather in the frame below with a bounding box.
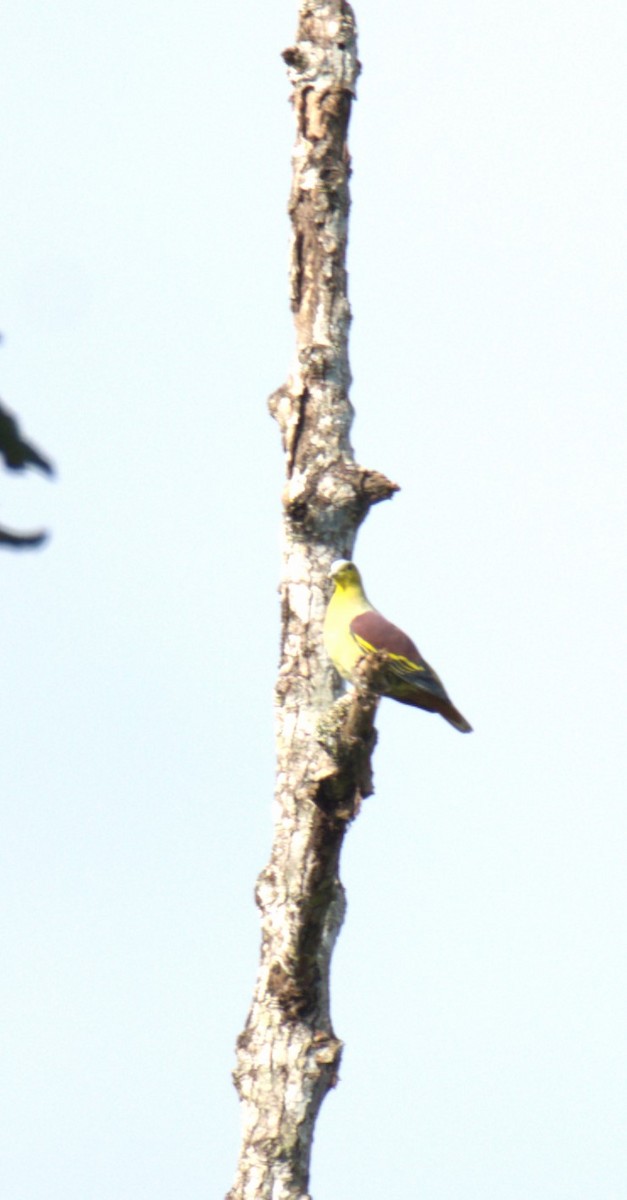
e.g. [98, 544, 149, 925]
[350, 610, 422, 662]
[347, 605, 472, 731]
[350, 611, 451, 702]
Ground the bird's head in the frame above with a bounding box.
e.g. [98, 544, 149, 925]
[329, 559, 363, 591]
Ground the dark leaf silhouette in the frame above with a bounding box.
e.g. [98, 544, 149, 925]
[0, 524, 47, 549]
[0, 398, 54, 550]
[0, 401, 54, 475]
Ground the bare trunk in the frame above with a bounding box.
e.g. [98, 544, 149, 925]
[228, 4, 397, 1197]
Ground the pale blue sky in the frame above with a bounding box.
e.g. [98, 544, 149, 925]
[2, 2, 627, 1197]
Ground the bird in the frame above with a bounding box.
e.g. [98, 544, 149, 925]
[323, 559, 472, 733]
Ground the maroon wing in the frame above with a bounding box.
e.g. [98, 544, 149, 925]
[349, 610, 472, 732]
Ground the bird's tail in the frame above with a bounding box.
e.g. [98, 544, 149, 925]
[441, 702, 473, 733]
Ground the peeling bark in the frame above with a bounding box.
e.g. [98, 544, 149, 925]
[228, 5, 397, 1198]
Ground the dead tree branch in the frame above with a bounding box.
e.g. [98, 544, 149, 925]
[228, 5, 397, 1197]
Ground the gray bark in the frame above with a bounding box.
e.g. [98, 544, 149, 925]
[228, 4, 397, 1197]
